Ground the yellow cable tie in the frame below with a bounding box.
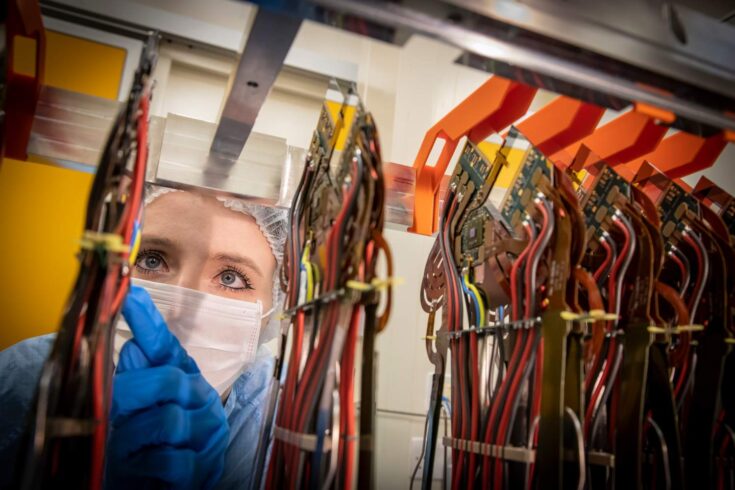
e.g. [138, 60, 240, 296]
[422, 335, 437, 341]
[560, 310, 618, 323]
[346, 280, 372, 292]
[647, 326, 668, 334]
[589, 309, 619, 321]
[725, 338, 735, 345]
[80, 231, 129, 253]
[346, 276, 404, 292]
[674, 325, 705, 333]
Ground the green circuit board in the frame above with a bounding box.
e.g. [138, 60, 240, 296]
[458, 141, 493, 189]
[309, 104, 337, 159]
[657, 181, 699, 240]
[580, 164, 630, 240]
[500, 127, 553, 228]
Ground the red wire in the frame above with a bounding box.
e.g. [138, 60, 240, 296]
[339, 307, 360, 490]
[467, 331, 480, 489]
[669, 252, 687, 291]
[593, 237, 613, 282]
[511, 222, 535, 322]
[89, 94, 150, 490]
[90, 333, 106, 490]
[582, 218, 630, 440]
[116, 94, 149, 240]
[682, 233, 704, 314]
[285, 160, 360, 489]
[584, 342, 615, 439]
[91, 267, 120, 489]
[524, 202, 550, 319]
[493, 201, 550, 487]
[280, 309, 305, 481]
[526, 340, 545, 486]
[607, 217, 632, 327]
[481, 224, 536, 488]
[438, 200, 467, 490]
[493, 329, 535, 488]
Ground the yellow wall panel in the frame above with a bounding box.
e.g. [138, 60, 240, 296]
[0, 159, 93, 349]
[44, 30, 126, 100]
[0, 30, 126, 349]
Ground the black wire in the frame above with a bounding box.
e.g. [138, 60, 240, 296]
[585, 335, 611, 418]
[301, 146, 366, 483]
[502, 332, 542, 488]
[590, 343, 624, 449]
[410, 411, 431, 490]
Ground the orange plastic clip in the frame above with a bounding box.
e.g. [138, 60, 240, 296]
[410, 76, 536, 235]
[621, 131, 730, 179]
[553, 109, 669, 172]
[692, 176, 733, 209]
[516, 96, 604, 158]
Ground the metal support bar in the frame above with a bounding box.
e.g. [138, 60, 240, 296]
[210, 8, 301, 159]
[246, 0, 735, 133]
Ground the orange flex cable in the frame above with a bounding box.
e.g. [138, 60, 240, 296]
[574, 267, 605, 370]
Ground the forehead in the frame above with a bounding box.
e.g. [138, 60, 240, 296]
[142, 191, 271, 261]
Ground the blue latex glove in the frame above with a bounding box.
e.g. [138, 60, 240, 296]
[106, 286, 230, 489]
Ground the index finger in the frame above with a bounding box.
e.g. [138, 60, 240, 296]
[123, 285, 199, 373]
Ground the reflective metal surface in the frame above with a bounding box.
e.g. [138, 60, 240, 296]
[245, 0, 735, 133]
[211, 8, 301, 159]
[28, 86, 120, 169]
[447, 0, 735, 96]
[157, 114, 287, 204]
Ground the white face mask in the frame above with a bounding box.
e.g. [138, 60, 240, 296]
[114, 278, 272, 396]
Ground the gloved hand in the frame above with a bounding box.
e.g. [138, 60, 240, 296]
[106, 286, 230, 489]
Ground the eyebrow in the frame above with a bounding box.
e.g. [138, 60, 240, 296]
[214, 253, 264, 278]
[140, 236, 180, 250]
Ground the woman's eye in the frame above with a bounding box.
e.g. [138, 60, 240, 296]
[135, 251, 167, 273]
[217, 269, 252, 291]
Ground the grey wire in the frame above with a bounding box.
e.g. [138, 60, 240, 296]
[686, 229, 709, 320]
[612, 213, 636, 326]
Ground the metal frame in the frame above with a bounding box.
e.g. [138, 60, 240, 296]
[246, 0, 735, 134]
